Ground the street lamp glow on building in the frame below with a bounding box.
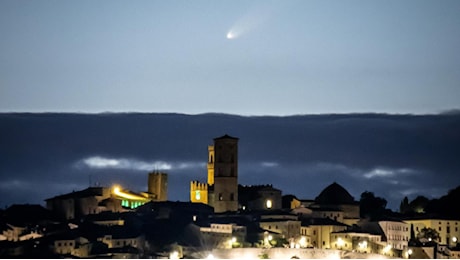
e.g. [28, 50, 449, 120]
[337, 237, 345, 248]
[383, 244, 392, 254]
[358, 240, 367, 250]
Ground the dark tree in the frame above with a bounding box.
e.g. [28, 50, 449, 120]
[417, 227, 440, 242]
[425, 186, 460, 218]
[359, 191, 387, 219]
[409, 196, 430, 213]
[400, 196, 410, 214]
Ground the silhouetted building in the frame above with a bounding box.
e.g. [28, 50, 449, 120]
[239, 184, 282, 211]
[147, 172, 168, 201]
[45, 187, 117, 220]
[310, 182, 360, 225]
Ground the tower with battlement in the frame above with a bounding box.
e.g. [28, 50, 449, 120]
[190, 181, 208, 204]
[190, 134, 239, 213]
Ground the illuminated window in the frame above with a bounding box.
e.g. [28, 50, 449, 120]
[195, 190, 201, 200]
[266, 199, 272, 209]
[219, 193, 223, 201]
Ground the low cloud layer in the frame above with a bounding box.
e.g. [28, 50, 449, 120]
[1, 113, 459, 210]
[77, 156, 205, 171]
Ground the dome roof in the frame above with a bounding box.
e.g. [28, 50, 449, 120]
[315, 182, 355, 205]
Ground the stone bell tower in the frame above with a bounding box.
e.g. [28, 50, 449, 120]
[210, 134, 239, 213]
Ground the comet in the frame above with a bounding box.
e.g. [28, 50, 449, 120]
[226, 7, 271, 40]
[226, 31, 235, 39]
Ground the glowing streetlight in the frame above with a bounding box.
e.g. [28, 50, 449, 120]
[358, 240, 368, 251]
[169, 250, 179, 259]
[337, 237, 345, 248]
[299, 236, 307, 247]
[383, 244, 392, 254]
[407, 248, 413, 259]
[453, 236, 458, 243]
[268, 235, 273, 241]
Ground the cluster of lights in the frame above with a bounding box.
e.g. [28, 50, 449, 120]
[263, 232, 273, 248]
[227, 236, 237, 249]
[382, 244, 392, 254]
[358, 240, 367, 250]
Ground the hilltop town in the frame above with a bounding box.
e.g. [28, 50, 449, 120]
[1, 135, 459, 259]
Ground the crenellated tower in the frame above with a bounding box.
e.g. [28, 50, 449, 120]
[190, 181, 208, 204]
[190, 134, 239, 213]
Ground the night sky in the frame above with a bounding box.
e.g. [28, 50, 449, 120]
[1, 113, 459, 210]
[1, 1, 460, 211]
[1, 0, 460, 115]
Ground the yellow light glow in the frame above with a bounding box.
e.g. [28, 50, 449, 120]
[383, 244, 392, 253]
[358, 240, 368, 249]
[113, 186, 120, 194]
[112, 185, 149, 201]
[266, 199, 272, 209]
[337, 237, 345, 247]
[169, 251, 179, 259]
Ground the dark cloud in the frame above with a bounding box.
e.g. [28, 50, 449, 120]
[1, 113, 459, 210]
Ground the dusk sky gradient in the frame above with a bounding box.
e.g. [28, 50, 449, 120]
[1, 0, 460, 115]
[1, 1, 460, 212]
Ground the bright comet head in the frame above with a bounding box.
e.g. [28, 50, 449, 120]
[226, 32, 234, 39]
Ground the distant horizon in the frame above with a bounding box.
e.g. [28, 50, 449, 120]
[2, 108, 460, 117]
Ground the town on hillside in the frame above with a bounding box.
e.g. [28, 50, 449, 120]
[1, 135, 459, 259]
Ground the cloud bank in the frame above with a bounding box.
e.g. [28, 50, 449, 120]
[0, 112, 459, 210]
[78, 156, 205, 171]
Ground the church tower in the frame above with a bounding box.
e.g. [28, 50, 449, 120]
[207, 145, 215, 185]
[211, 134, 239, 212]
